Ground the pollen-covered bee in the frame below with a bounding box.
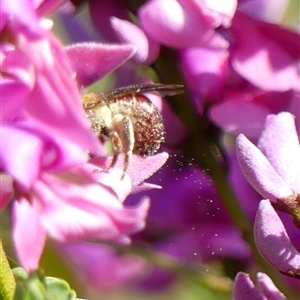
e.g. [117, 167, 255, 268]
[82, 83, 184, 178]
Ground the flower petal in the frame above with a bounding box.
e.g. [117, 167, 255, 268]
[35, 174, 149, 243]
[1, 0, 42, 37]
[254, 200, 300, 277]
[65, 43, 136, 87]
[12, 197, 46, 271]
[257, 272, 286, 300]
[128, 152, 169, 188]
[210, 98, 270, 138]
[111, 17, 160, 65]
[232, 272, 265, 300]
[236, 134, 293, 200]
[258, 112, 300, 193]
[22, 37, 101, 156]
[1, 125, 43, 187]
[139, 0, 228, 48]
[231, 13, 299, 91]
[180, 47, 229, 100]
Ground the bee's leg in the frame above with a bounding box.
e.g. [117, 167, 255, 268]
[107, 131, 122, 171]
[113, 116, 134, 179]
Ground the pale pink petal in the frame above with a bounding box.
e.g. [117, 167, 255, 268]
[254, 200, 300, 277]
[239, 0, 289, 23]
[203, 0, 237, 27]
[34, 175, 149, 242]
[128, 152, 169, 188]
[110, 17, 160, 64]
[76, 164, 133, 202]
[90, 152, 169, 190]
[236, 135, 293, 201]
[12, 197, 46, 271]
[258, 112, 300, 193]
[65, 43, 136, 87]
[257, 272, 286, 300]
[233, 272, 265, 300]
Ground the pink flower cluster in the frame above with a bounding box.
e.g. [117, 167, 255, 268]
[1, 0, 168, 271]
[1, 0, 299, 298]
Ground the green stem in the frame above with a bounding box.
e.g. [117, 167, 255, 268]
[0, 239, 16, 300]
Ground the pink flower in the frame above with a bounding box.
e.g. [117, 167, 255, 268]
[1, 0, 169, 272]
[254, 200, 300, 279]
[236, 112, 300, 212]
[233, 272, 286, 300]
[236, 112, 300, 278]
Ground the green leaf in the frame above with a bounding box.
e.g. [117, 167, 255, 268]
[45, 277, 76, 300]
[0, 240, 16, 300]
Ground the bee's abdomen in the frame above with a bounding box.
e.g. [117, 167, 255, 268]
[109, 94, 165, 156]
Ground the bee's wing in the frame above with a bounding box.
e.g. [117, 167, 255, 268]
[83, 83, 184, 108]
[121, 83, 184, 96]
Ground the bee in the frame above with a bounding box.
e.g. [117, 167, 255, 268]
[82, 83, 184, 178]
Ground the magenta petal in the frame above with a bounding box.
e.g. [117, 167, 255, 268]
[139, 0, 223, 48]
[12, 197, 46, 271]
[258, 112, 300, 193]
[1, 79, 30, 119]
[257, 272, 286, 300]
[231, 13, 299, 91]
[1, 46, 33, 119]
[1, 0, 42, 37]
[210, 99, 270, 138]
[23, 37, 100, 156]
[1, 125, 43, 187]
[232, 272, 264, 300]
[254, 200, 300, 276]
[236, 134, 293, 200]
[65, 43, 136, 87]
[180, 47, 229, 99]
[88, 0, 130, 42]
